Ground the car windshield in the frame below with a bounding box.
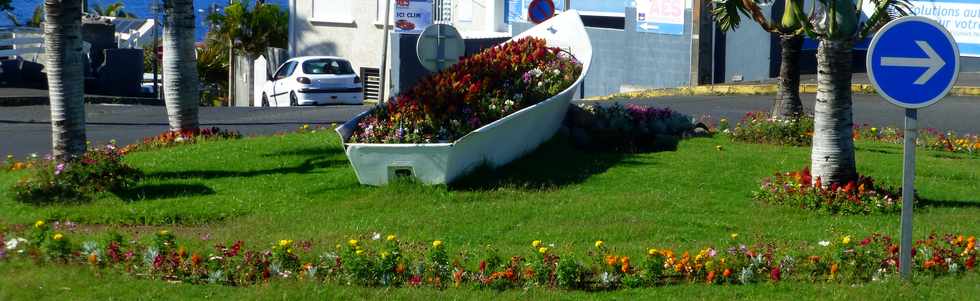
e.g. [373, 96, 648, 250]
[302, 59, 355, 75]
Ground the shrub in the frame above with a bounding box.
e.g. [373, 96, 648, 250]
[754, 167, 904, 215]
[567, 103, 697, 152]
[11, 144, 142, 204]
[854, 125, 980, 156]
[350, 37, 582, 143]
[725, 112, 813, 146]
[122, 127, 241, 153]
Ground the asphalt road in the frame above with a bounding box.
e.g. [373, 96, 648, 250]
[0, 104, 371, 158]
[2, 94, 978, 157]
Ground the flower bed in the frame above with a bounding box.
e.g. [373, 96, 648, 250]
[854, 125, 979, 156]
[720, 112, 814, 146]
[10, 144, 142, 204]
[754, 167, 904, 215]
[336, 12, 592, 185]
[349, 37, 582, 144]
[565, 103, 699, 152]
[2, 222, 977, 289]
[120, 127, 241, 154]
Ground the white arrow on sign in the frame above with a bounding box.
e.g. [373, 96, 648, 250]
[639, 22, 658, 30]
[881, 40, 946, 85]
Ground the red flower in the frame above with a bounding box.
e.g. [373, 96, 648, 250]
[770, 267, 781, 282]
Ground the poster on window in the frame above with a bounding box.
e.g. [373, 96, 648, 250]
[395, 0, 433, 34]
[906, 0, 980, 57]
[635, 0, 685, 35]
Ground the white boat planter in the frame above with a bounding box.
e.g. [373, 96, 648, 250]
[336, 11, 594, 186]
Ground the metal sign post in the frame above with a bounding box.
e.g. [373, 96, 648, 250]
[867, 16, 960, 279]
[379, 0, 393, 104]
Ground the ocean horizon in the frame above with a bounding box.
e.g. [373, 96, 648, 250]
[2, 0, 288, 41]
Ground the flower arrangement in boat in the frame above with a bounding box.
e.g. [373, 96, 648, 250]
[350, 37, 583, 144]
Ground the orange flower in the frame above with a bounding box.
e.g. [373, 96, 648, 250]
[706, 271, 717, 283]
[88, 253, 99, 265]
[191, 253, 202, 266]
[395, 262, 406, 274]
[620, 256, 631, 273]
[722, 268, 732, 278]
[605, 255, 619, 267]
[830, 263, 839, 277]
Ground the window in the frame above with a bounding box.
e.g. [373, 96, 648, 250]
[274, 62, 298, 79]
[311, 0, 354, 24]
[302, 59, 356, 75]
[434, 0, 453, 23]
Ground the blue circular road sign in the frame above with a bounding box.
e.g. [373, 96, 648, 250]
[867, 16, 960, 109]
[528, 0, 555, 24]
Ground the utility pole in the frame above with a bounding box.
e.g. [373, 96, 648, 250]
[378, 0, 393, 104]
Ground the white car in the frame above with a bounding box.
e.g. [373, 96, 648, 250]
[261, 56, 364, 106]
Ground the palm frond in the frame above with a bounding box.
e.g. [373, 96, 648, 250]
[860, 0, 913, 39]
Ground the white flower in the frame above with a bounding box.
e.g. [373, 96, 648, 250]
[552, 69, 560, 75]
[372, 232, 381, 241]
[818, 241, 831, 247]
[504, 100, 515, 106]
[5, 238, 27, 250]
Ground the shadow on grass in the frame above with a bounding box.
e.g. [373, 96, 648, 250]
[449, 135, 674, 191]
[919, 199, 980, 209]
[146, 157, 347, 180]
[261, 146, 344, 158]
[145, 147, 346, 180]
[113, 183, 215, 202]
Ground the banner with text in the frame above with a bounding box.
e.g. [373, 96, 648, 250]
[911, 0, 980, 57]
[635, 0, 685, 35]
[395, 0, 433, 34]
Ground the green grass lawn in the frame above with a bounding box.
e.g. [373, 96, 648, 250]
[1, 131, 979, 300]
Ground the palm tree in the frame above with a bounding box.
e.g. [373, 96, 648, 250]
[207, 1, 288, 105]
[89, 2, 137, 18]
[711, 0, 807, 119]
[43, 0, 87, 159]
[162, 0, 200, 131]
[791, 0, 911, 185]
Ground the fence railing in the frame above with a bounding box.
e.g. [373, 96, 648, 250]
[0, 28, 45, 62]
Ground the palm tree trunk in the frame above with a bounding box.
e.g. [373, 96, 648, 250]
[772, 35, 803, 119]
[163, 0, 200, 132]
[811, 39, 857, 186]
[44, 0, 86, 159]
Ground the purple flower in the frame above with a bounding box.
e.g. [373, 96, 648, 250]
[54, 163, 66, 175]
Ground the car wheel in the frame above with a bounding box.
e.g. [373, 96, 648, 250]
[289, 92, 298, 107]
[261, 94, 269, 107]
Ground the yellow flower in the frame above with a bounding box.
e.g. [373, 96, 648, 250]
[348, 239, 359, 247]
[159, 230, 169, 236]
[595, 240, 605, 248]
[648, 248, 659, 256]
[433, 240, 444, 248]
[386, 234, 397, 241]
[538, 247, 549, 254]
[730, 233, 739, 240]
[52, 233, 63, 241]
[532, 240, 542, 248]
[355, 249, 365, 256]
[842, 235, 852, 245]
[302, 124, 310, 130]
[278, 239, 292, 247]
[380, 251, 390, 259]
[716, 145, 723, 151]
[34, 220, 44, 228]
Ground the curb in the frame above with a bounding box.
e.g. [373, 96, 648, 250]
[593, 83, 980, 100]
[0, 96, 164, 107]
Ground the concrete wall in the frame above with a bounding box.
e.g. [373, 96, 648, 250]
[512, 7, 692, 98]
[722, 5, 772, 83]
